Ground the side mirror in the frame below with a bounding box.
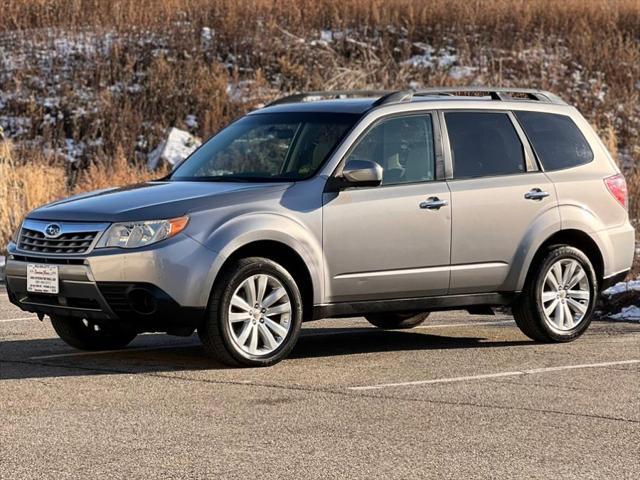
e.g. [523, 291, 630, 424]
[341, 159, 383, 187]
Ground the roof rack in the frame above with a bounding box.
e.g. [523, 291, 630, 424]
[265, 90, 392, 107]
[373, 87, 566, 106]
[265, 87, 566, 109]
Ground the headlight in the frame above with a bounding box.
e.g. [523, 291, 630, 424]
[102, 216, 189, 249]
[10, 222, 22, 244]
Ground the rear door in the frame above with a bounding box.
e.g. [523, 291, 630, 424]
[442, 110, 559, 294]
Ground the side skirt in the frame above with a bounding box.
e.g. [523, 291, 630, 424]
[312, 292, 519, 320]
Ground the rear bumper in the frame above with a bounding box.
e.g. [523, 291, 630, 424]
[4, 234, 214, 332]
[594, 222, 635, 279]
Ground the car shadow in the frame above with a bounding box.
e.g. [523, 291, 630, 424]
[291, 327, 531, 359]
[0, 327, 533, 381]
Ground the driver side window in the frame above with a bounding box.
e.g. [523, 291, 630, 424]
[345, 114, 435, 185]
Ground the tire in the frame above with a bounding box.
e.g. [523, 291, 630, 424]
[513, 245, 597, 343]
[365, 312, 430, 329]
[50, 316, 137, 351]
[198, 257, 303, 367]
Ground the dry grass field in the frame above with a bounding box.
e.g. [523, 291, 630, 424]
[1, 0, 639, 270]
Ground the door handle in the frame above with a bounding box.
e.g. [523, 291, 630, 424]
[419, 197, 449, 210]
[524, 188, 550, 201]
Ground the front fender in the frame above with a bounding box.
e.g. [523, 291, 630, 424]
[193, 212, 324, 306]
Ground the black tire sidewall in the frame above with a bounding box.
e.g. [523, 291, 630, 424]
[531, 246, 597, 342]
[50, 316, 137, 350]
[365, 312, 430, 329]
[215, 258, 303, 366]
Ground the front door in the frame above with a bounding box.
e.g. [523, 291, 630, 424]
[322, 113, 452, 303]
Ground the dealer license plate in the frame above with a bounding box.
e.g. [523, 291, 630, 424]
[27, 264, 59, 294]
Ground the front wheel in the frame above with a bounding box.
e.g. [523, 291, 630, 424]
[513, 246, 597, 342]
[50, 316, 137, 351]
[198, 257, 303, 367]
[365, 312, 430, 329]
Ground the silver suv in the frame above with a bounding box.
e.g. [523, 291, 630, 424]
[4, 88, 635, 366]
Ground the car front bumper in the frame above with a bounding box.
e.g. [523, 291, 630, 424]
[4, 234, 217, 332]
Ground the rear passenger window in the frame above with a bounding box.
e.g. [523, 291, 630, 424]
[515, 111, 593, 171]
[445, 112, 526, 179]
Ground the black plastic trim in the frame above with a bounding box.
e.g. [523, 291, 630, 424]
[5, 278, 205, 332]
[97, 282, 205, 328]
[312, 292, 519, 319]
[600, 270, 630, 291]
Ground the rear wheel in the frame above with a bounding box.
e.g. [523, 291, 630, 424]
[50, 316, 137, 351]
[365, 312, 430, 329]
[198, 257, 303, 367]
[513, 245, 597, 342]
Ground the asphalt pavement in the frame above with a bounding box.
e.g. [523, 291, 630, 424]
[1, 286, 638, 479]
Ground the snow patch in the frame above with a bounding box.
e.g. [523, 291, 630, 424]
[0, 116, 32, 137]
[600, 278, 640, 322]
[226, 81, 253, 102]
[185, 114, 198, 129]
[226, 80, 277, 105]
[438, 51, 457, 68]
[402, 44, 473, 79]
[64, 138, 86, 163]
[449, 66, 477, 80]
[602, 280, 640, 297]
[147, 127, 201, 170]
[201, 27, 214, 42]
[320, 30, 333, 42]
[201, 27, 214, 50]
[608, 305, 640, 322]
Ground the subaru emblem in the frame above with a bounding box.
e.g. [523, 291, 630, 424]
[45, 223, 62, 238]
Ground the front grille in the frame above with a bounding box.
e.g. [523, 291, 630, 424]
[18, 228, 97, 254]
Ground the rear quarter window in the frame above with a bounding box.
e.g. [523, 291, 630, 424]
[515, 111, 593, 171]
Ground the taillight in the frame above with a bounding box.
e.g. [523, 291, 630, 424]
[604, 173, 628, 210]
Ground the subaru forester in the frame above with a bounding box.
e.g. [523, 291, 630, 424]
[4, 88, 635, 366]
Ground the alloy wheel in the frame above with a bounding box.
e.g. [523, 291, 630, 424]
[540, 258, 590, 331]
[227, 274, 292, 356]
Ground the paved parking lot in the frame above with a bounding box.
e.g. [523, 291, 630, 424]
[1, 286, 639, 479]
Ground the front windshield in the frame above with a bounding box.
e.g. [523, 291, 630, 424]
[170, 112, 360, 181]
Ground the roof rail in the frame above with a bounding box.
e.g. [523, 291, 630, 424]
[265, 90, 391, 107]
[264, 87, 566, 109]
[409, 87, 566, 104]
[371, 90, 413, 107]
[370, 87, 566, 106]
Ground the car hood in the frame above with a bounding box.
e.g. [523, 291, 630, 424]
[27, 181, 291, 222]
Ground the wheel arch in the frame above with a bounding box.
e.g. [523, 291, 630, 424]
[214, 240, 316, 321]
[520, 229, 604, 291]
[197, 212, 324, 316]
